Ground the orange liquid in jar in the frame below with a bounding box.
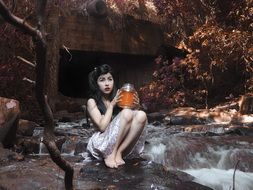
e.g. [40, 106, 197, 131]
[118, 90, 135, 109]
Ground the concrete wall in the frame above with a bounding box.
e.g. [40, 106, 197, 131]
[45, 8, 163, 110]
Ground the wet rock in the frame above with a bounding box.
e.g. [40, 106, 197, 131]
[224, 126, 253, 136]
[58, 116, 72, 122]
[55, 98, 84, 113]
[79, 159, 212, 190]
[231, 114, 253, 127]
[0, 146, 24, 163]
[147, 112, 166, 122]
[16, 137, 40, 154]
[0, 185, 7, 190]
[165, 107, 239, 125]
[74, 140, 88, 155]
[0, 156, 65, 190]
[144, 124, 253, 172]
[165, 116, 207, 125]
[61, 136, 79, 154]
[0, 156, 212, 190]
[184, 124, 228, 133]
[152, 120, 162, 126]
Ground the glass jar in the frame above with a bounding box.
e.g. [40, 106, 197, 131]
[117, 83, 137, 109]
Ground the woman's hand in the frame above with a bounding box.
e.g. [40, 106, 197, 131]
[110, 90, 122, 107]
[133, 91, 140, 109]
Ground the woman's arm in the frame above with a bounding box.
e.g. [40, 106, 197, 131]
[87, 98, 116, 132]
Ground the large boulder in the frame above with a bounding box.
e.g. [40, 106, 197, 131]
[0, 97, 20, 148]
[79, 159, 213, 190]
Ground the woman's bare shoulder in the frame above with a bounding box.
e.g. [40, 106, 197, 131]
[87, 98, 96, 104]
[87, 98, 97, 109]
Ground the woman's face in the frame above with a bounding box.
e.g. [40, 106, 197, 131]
[97, 73, 114, 95]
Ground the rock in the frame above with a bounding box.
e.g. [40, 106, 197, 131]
[61, 136, 79, 154]
[54, 110, 86, 122]
[54, 96, 85, 113]
[211, 111, 232, 124]
[231, 114, 253, 126]
[0, 146, 24, 163]
[147, 112, 166, 123]
[17, 120, 38, 136]
[79, 159, 212, 190]
[74, 140, 87, 155]
[0, 155, 212, 190]
[184, 124, 228, 133]
[165, 116, 206, 125]
[15, 136, 67, 155]
[163, 106, 253, 126]
[16, 137, 40, 154]
[225, 126, 253, 136]
[0, 156, 65, 190]
[0, 97, 20, 148]
[58, 115, 72, 122]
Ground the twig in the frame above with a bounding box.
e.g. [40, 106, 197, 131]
[16, 56, 36, 67]
[232, 160, 240, 190]
[23, 77, 35, 84]
[62, 45, 72, 61]
[0, 0, 40, 38]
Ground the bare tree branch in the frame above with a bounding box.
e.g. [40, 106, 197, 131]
[0, 0, 40, 38]
[0, 1, 74, 189]
[232, 160, 240, 190]
[62, 45, 72, 61]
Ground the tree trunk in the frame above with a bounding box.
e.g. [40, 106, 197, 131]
[0, 1, 74, 189]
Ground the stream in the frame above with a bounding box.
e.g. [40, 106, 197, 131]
[34, 118, 253, 190]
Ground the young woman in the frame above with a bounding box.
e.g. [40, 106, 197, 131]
[86, 64, 147, 168]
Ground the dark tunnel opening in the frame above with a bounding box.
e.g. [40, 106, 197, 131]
[58, 49, 155, 98]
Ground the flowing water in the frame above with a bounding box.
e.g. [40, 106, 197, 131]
[34, 120, 253, 190]
[142, 125, 253, 190]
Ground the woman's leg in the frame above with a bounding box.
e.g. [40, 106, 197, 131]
[104, 109, 133, 168]
[115, 110, 147, 165]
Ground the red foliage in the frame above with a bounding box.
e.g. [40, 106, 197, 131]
[138, 0, 252, 112]
[1, 0, 252, 115]
[0, 0, 39, 119]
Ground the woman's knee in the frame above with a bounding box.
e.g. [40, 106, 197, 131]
[121, 109, 134, 122]
[135, 110, 147, 125]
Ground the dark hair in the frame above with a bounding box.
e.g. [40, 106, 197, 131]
[88, 64, 118, 115]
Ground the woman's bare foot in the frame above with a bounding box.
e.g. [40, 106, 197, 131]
[104, 154, 118, 168]
[115, 152, 125, 166]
